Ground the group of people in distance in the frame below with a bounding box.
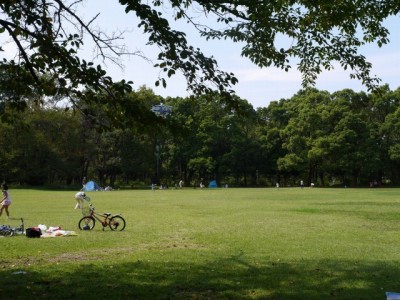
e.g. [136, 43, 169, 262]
[177, 178, 205, 190]
[152, 178, 206, 191]
[276, 180, 315, 189]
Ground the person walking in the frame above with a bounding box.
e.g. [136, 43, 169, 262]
[0, 183, 11, 219]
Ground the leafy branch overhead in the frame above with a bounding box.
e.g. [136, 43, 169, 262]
[0, 0, 398, 125]
[142, 0, 397, 89]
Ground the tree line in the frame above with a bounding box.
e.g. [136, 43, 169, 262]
[1, 85, 400, 188]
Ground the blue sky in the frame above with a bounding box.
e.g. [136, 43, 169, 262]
[6, 1, 399, 109]
[79, 1, 399, 109]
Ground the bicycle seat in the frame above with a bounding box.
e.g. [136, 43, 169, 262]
[103, 213, 112, 217]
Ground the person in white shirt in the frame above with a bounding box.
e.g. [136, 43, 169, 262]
[74, 191, 87, 209]
[0, 183, 11, 219]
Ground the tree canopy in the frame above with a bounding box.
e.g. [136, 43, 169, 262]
[0, 0, 399, 123]
[1, 86, 400, 187]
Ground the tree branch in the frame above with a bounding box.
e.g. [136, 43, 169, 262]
[0, 20, 40, 83]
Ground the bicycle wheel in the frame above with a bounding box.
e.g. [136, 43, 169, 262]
[109, 216, 126, 231]
[1, 229, 13, 237]
[78, 216, 95, 230]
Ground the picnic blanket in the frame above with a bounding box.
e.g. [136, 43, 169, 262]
[38, 225, 78, 238]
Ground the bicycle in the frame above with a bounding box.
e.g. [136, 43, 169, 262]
[0, 218, 24, 237]
[0, 224, 14, 236]
[78, 204, 126, 231]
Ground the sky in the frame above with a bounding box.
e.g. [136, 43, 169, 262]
[80, 1, 399, 109]
[5, 1, 400, 109]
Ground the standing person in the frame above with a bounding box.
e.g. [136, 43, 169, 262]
[179, 179, 183, 189]
[200, 178, 205, 190]
[0, 183, 11, 219]
[74, 191, 87, 209]
[81, 176, 87, 191]
[300, 180, 304, 189]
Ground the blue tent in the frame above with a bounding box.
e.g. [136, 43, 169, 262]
[208, 180, 218, 188]
[85, 180, 100, 191]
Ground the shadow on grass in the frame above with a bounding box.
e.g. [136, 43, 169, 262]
[0, 254, 397, 299]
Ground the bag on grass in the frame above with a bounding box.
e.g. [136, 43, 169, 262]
[26, 227, 42, 238]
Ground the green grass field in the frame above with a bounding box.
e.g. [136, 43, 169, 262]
[1, 187, 400, 299]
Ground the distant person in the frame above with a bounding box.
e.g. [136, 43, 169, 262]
[74, 191, 87, 209]
[300, 180, 304, 189]
[0, 183, 11, 219]
[81, 176, 87, 191]
[276, 182, 280, 189]
[200, 178, 205, 190]
[179, 179, 183, 188]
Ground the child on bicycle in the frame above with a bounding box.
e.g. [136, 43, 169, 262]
[0, 183, 11, 219]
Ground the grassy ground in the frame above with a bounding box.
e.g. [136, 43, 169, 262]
[0, 187, 399, 299]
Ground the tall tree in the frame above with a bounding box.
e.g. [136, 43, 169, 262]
[381, 87, 400, 183]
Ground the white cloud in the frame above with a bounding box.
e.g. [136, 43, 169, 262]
[234, 67, 301, 83]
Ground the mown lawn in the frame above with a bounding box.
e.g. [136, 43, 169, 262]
[1, 187, 399, 299]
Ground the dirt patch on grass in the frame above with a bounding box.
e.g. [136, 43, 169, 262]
[2, 247, 137, 268]
[47, 247, 137, 263]
[2, 241, 207, 269]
